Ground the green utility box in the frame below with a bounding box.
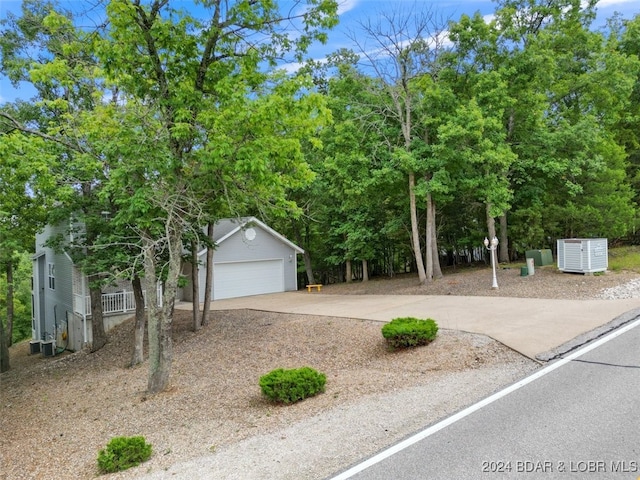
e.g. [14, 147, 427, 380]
[525, 249, 554, 266]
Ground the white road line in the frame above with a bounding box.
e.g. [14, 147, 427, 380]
[328, 316, 640, 480]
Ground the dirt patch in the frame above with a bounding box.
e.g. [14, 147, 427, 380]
[318, 265, 640, 299]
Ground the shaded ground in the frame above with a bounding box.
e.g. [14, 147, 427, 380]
[319, 265, 640, 299]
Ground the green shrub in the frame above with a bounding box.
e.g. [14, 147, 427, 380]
[381, 317, 438, 349]
[259, 367, 326, 404]
[97, 436, 152, 474]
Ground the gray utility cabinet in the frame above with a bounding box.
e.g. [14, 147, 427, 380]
[557, 238, 608, 274]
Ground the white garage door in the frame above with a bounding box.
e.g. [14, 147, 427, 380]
[214, 259, 284, 300]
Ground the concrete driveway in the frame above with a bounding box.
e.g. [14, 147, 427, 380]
[177, 293, 640, 360]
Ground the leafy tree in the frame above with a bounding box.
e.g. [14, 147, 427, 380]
[346, 5, 451, 283]
[2, 0, 338, 388]
[95, 0, 338, 393]
[0, 120, 58, 372]
[525, 7, 638, 240]
[444, 0, 638, 257]
[0, 250, 33, 371]
[0, 1, 116, 352]
[0, 132, 51, 347]
[443, 11, 516, 259]
[309, 57, 395, 281]
[0, 252, 34, 343]
[614, 14, 640, 214]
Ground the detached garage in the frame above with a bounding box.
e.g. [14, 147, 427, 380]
[182, 217, 303, 302]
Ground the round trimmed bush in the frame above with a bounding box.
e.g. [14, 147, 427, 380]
[259, 367, 326, 404]
[381, 317, 438, 349]
[97, 436, 152, 474]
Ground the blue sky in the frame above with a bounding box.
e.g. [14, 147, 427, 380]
[0, 0, 638, 104]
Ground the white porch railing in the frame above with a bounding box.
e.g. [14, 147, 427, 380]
[73, 284, 163, 317]
[102, 291, 137, 314]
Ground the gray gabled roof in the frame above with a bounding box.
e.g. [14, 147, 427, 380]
[197, 216, 303, 256]
[211, 217, 247, 242]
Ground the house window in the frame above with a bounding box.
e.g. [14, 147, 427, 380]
[48, 263, 55, 290]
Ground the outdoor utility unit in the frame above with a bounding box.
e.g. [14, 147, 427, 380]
[525, 249, 554, 267]
[29, 340, 41, 355]
[557, 238, 608, 274]
[41, 340, 56, 357]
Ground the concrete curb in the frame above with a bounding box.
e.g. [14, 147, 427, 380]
[535, 307, 640, 362]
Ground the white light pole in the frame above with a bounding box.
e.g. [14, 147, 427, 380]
[484, 236, 499, 289]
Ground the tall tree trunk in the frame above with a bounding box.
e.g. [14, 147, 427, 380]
[201, 222, 214, 327]
[499, 213, 509, 263]
[486, 203, 497, 239]
[345, 259, 352, 283]
[6, 260, 14, 346]
[409, 172, 427, 284]
[191, 239, 200, 331]
[425, 193, 434, 283]
[0, 312, 9, 373]
[362, 259, 369, 282]
[293, 222, 315, 285]
[386, 246, 395, 277]
[486, 202, 497, 257]
[502, 108, 515, 265]
[88, 280, 107, 352]
[302, 250, 315, 285]
[144, 220, 182, 394]
[130, 275, 145, 367]
[143, 234, 162, 392]
[430, 199, 443, 279]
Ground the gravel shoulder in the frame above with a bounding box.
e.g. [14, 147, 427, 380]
[2, 266, 639, 480]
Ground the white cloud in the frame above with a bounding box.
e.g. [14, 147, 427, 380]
[280, 62, 304, 74]
[593, 0, 638, 7]
[483, 13, 495, 23]
[337, 0, 358, 16]
[278, 56, 329, 75]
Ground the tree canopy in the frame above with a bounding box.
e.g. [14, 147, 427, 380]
[1, 0, 639, 383]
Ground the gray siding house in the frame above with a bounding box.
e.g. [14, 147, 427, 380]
[182, 217, 303, 302]
[31, 217, 302, 354]
[31, 224, 154, 355]
[32, 223, 77, 353]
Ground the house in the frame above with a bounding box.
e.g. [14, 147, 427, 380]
[31, 223, 151, 355]
[181, 217, 304, 302]
[32, 223, 77, 354]
[31, 217, 303, 355]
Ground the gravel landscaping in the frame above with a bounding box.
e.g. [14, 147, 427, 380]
[2, 266, 640, 480]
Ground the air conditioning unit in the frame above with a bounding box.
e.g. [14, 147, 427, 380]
[29, 340, 41, 355]
[557, 238, 608, 274]
[41, 340, 56, 357]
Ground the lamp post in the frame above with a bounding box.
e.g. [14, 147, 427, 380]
[484, 236, 499, 289]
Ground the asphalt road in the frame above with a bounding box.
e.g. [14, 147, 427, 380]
[330, 316, 640, 480]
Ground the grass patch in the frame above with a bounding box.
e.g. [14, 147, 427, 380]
[608, 246, 640, 273]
